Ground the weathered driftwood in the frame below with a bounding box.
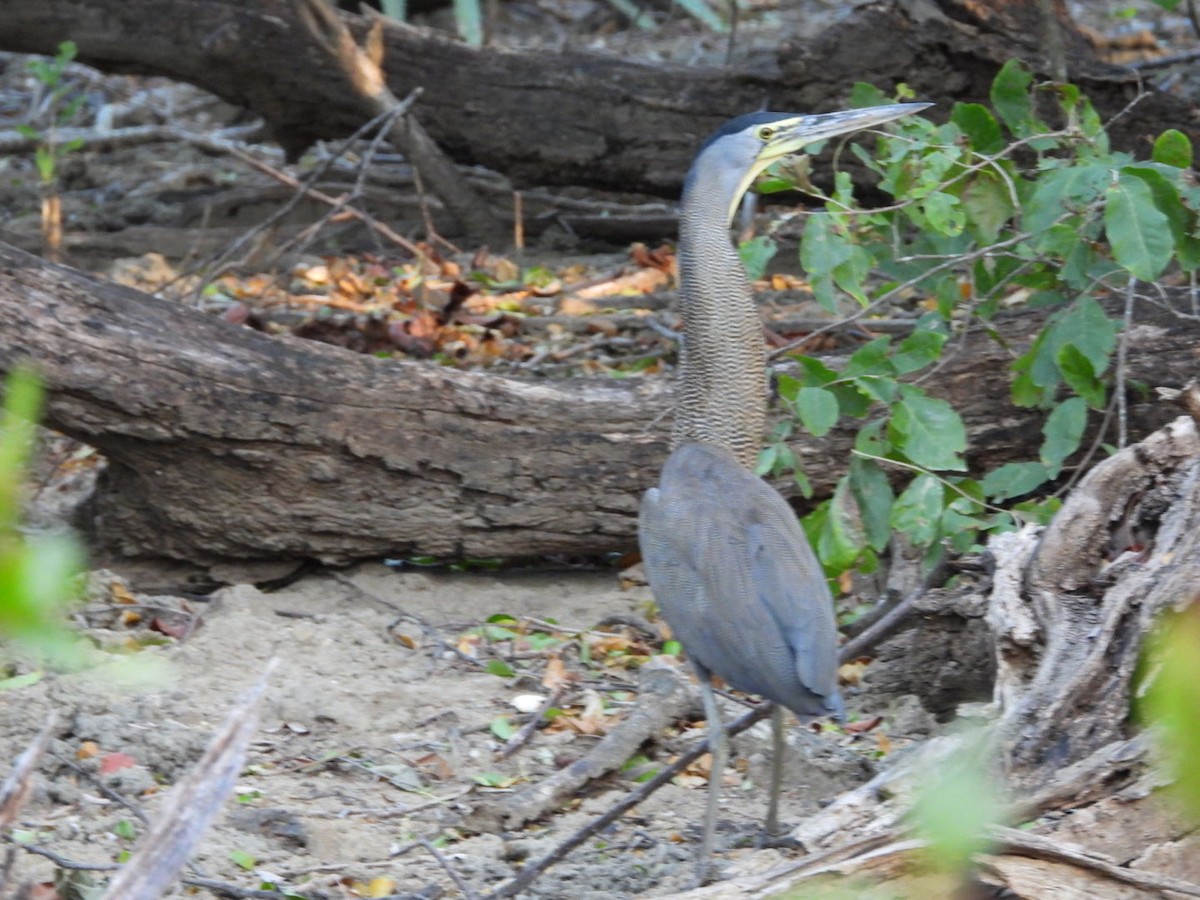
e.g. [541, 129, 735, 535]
[466, 661, 696, 835]
[0, 240, 1195, 566]
[992, 411, 1200, 784]
[0, 0, 1192, 198]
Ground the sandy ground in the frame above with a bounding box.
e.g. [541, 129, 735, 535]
[1, 560, 900, 899]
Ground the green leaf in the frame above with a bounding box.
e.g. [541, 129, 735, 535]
[961, 175, 1014, 243]
[1024, 164, 1108, 234]
[921, 192, 966, 236]
[484, 660, 515, 678]
[844, 337, 894, 378]
[1152, 129, 1193, 169]
[1058, 299, 1118, 377]
[981, 462, 1049, 501]
[1013, 496, 1061, 525]
[854, 418, 891, 457]
[801, 215, 854, 311]
[989, 59, 1035, 135]
[755, 444, 778, 476]
[0, 672, 44, 691]
[114, 819, 137, 840]
[817, 477, 866, 571]
[1040, 397, 1087, 478]
[662, 640, 682, 656]
[1015, 298, 1117, 400]
[1106, 172, 1173, 281]
[620, 753, 660, 783]
[832, 243, 875, 305]
[229, 849, 257, 870]
[794, 387, 840, 437]
[950, 103, 1004, 154]
[1057, 344, 1105, 409]
[888, 386, 967, 472]
[1123, 164, 1200, 273]
[850, 82, 892, 108]
[792, 356, 837, 387]
[830, 383, 873, 418]
[849, 456, 894, 552]
[890, 474, 944, 547]
[490, 716, 515, 740]
[739, 235, 777, 281]
[472, 771, 511, 787]
[891, 330, 947, 375]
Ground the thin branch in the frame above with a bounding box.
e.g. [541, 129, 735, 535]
[0, 714, 57, 831]
[484, 701, 772, 899]
[838, 557, 949, 660]
[769, 231, 1035, 360]
[420, 838, 480, 900]
[985, 825, 1200, 897]
[497, 688, 566, 760]
[1117, 278, 1135, 449]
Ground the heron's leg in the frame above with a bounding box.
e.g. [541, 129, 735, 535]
[696, 674, 726, 884]
[765, 703, 784, 836]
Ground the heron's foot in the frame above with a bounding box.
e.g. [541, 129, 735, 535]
[692, 855, 718, 888]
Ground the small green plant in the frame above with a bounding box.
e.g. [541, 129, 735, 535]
[910, 732, 1003, 878]
[18, 41, 86, 260]
[1139, 604, 1200, 820]
[0, 368, 85, 670]
[752, 61, 1198, 582]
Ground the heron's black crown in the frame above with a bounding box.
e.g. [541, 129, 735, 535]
[697, 111, 797, 153]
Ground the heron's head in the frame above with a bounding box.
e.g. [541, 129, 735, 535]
[692, 103, 932, 225]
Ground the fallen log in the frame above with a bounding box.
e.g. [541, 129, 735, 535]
[0, 239, 1193, 566]
[0, 0, 1192, 197]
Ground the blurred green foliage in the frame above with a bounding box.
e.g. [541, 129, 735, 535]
[0, 368, 85, 672]
[1141, 603, 1200, 819]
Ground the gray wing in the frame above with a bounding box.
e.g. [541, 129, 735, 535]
[638, 443, 841, 718]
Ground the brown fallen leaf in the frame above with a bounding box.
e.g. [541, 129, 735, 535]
[542, 655, 570, 690]
[150, 617, 190, 639]
[99, 752, 137, 775]
[838, 659, 869, 687]
[843, 715, 883, 734]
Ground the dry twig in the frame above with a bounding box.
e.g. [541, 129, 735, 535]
[100, 658, 279, 900]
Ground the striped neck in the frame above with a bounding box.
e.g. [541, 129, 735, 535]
[672, 158, 768, 472]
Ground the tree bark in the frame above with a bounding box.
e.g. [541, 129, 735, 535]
[0, 0, 1191, 196]
[0, 239, 1194, 566]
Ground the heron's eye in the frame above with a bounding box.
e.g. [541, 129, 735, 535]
[757, 126, 775, 141]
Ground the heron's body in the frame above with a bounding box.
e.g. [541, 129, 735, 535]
[637, 103, 928, 878]
[640, 443, 841, 718]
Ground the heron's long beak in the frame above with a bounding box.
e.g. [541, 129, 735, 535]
[729, 101, 932, 225]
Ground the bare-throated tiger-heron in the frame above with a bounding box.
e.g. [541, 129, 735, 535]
[638, 103, 930, 879]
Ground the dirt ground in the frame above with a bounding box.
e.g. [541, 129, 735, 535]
[3, 1, 1200, 897]
[2, 558, 919, 899]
